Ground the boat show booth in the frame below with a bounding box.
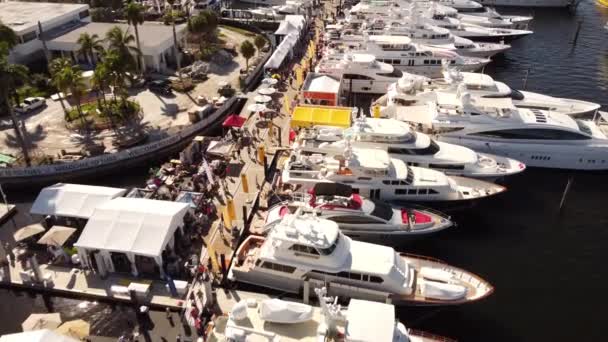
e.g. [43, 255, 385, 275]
[301, 73, 342, 106]
[290, 105, 354, 129]
[74, 198, 190, 278]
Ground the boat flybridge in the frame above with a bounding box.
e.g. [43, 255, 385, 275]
[267, 183, 454, 239]
[315, 53, 403, 94]
[208, 287, 455, 342]
[377, 68, 601, 118]
[331, 18, 511, 58]
[326, 35, 490, 78]
[387, 91, 608, 170]
[229, 212, 494, 305]
[293, 116, 525, 179]
[281, 144, 506, 202]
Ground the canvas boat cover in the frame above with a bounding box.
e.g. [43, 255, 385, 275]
[258, 299, 313, 324]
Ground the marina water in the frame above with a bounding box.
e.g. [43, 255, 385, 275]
[1, 2, 608, 340]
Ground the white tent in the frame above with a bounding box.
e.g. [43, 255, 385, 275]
[74, 197, 189, 277]
[264, 33, 299, 70]
[306, 75, 341, 93]
[274, 21, 299, 36]
[0, 329, 79, 342]
[30, 183, 127, 219]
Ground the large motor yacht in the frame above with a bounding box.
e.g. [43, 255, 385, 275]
[208, 288, 455, 342]
[281, 145, 506, 201]
[228, 213, 494, 305]
[331, 20, 511, 58]
[325, 35, 490, 78]
[425, 12, 533, 42]
[315, 53, 403, 94]
[266, 183, 454, 239]
[379, 68, 601, 118]
[388, 91, 608, 170]
[294, 116, 525, 180]
[473, 0, 573, 7]
[456, 6, 533, 29]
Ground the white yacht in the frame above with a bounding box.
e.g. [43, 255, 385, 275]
[389, 92, 608, 170]
[426, 12, 533, 42]
[382, 68, 600, 117]
[315, 53, 403, 94]
[473, 0, 573, 8]
[267, 183, 454, 239]
[294, 117, 525, 179]
[332, 20, 511, 58]
[229, 213, 494, 305]
[325, 35, 490, 78]
[208, 288, 454, 342]
[457, 7, 533, 30]
[281, 146, 506, 201]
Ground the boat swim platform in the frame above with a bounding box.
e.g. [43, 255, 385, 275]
[1, 261, 186, 310]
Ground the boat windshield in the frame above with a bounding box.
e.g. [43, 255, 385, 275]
[575, 120, 593, 136]
[369, 200, 394, 221]
[318, 233, 342, 255]
[377, 68, 403, 78]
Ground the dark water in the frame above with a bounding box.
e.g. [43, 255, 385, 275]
[2, 3, 608, 340]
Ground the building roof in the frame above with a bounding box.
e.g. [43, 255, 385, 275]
[0, 329, 79, 342]
[47, 22, 186, 54]
[346, 299, 395, 342]
[74, 198, 189, 257]
[30, 183, 127, 219]
[0, 2, 88, 34]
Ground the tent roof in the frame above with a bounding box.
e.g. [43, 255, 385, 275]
[30, 183, 127, 219]
[274, 21, 299, 36]
[74, 198, 189, 257]
[304, 75, 341, 93]
[291, 106, 353, 129]
[0, 329, 79, 342]
[265, 33, 298, 70]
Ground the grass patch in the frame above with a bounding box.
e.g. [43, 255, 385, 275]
[219, 25, 257, 37]
[66, 100, 141, 131]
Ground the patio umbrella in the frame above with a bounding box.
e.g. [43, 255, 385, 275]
[247, 104, 267, 113]
[222, 114, 247, 128]
[262, 77, 278, 86]
[14, 223, 45, 242]
[258, 87, 276, 95]
[37, 226, 77, 247]
[254, 95, 272, 103]
[22, 313, 62, 331]
[55, 320, 90, 340]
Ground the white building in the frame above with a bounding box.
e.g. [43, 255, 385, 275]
[74, 197, 190, 278]
[0, 1, 91, 63]
[46, 22, 186, 72]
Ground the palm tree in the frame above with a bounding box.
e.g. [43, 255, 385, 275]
[124, 1, 145, 73]
[102, 49, 129, 106]
[0, 43, 31, 166]
[254, 35, 266, 54]
[92, 63, 109, 109]
[77, 33, 103, 65]
[240, 40, 255, 70]
[165, 0, 182, 78]
[57, 64, 87, 129]
[49, 58, 72, 118]
[105, 26, 140, 76]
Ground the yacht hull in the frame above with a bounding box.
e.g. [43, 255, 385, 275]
[476, 0, 573, 7]
[438, 136, 608, 170]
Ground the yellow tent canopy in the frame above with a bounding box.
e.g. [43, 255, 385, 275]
[291, 105, 353, 129]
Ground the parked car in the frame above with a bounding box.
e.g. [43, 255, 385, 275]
[148, 80, 172, 95]
[14, 97, 46, 114]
